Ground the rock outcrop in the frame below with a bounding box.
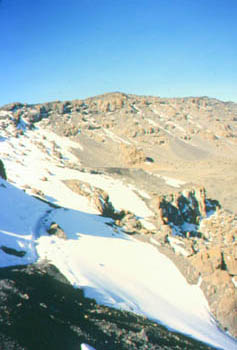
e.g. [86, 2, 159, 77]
[47, 222, 67, 240]
[154, 187, 219, 236]
[119, 144, 147, 166]
[63, 179, 118, 218]
[150, 187, 237, 337]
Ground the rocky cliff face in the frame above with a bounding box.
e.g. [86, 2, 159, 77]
[156, 187, 210, 229]
[148, 187, 237, 337]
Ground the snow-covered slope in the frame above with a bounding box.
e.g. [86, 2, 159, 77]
[0, 179, 48, 267]
[0, 126, 236, 350]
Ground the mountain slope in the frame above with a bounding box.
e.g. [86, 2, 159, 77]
[0, 93, 237, 349]
[0, 177, 233, 350]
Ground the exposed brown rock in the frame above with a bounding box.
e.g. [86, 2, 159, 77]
[154, 186, 213, 233]
[189, 247, 222, 276]
[201, 270, 237, 337]
[119, 144, 147, 165]
[63, 179, 117, 218]
[31, 188, 45, 198]
[223, 245, 237, 275]
[47, 222, 67, 240]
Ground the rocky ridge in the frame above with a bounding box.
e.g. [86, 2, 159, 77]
[1, 92, 237, 209]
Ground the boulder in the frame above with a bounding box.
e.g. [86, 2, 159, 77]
[119, 144, 147, 165]
[63, 179, 120, 219]
[47, 222, 67, 240]
[93, 190, 116, 218]
[0, 245, 26, 257]
[0, 159, 7, 180]
[31, 188, 45, 198]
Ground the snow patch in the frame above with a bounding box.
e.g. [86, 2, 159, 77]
[103, 127, 131, 145]
[167, 236, 190, 257]
[232, 277, 237, 288]
[81, 344, 96, 350]
[163, 176, 186, 188]
[152, 172, 186, 188]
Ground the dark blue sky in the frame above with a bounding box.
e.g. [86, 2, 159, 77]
[0, 0, 236, 105]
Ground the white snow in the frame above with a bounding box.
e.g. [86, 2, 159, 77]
[37, 128, 84, 152]
[166, 121, 186, 132]
[139, 219, 156, 230]
[232, 277, 237, 288]
[151, 172, 186, 188]
[182, 222, 197, 232]
[0, 123, 236, 350]
[1, 129, 153, 219]
[167, 236, 190, 257]
[103, 127, 131, 145]
[163, 175, 186, 188]
[0, 179, 48, 267]
[128, 185, 151, 200]
[62, 171, 154, 218]
[0, 110, 11, 117]
[35, 210, 236, 349]
[147, 117, 174, 136]
[81, 344, 96, 350]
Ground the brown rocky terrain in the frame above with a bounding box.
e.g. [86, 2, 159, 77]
[1, 92, 237, 339]
[2, 93, 237, 210]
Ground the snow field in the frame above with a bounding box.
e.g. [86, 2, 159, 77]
[36, 207, 237, 349]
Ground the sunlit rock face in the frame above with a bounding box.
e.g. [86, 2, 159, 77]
[151, 186, 237, 337]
